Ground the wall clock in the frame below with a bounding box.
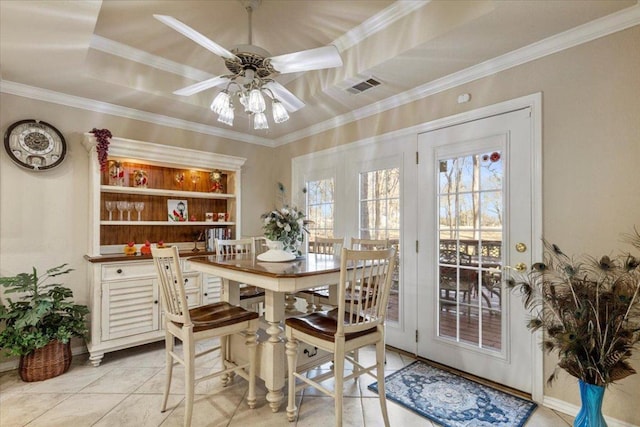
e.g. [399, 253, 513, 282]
[3, 119, 67, 171]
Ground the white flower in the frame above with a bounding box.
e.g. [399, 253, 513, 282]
[284, 224, 291, 232]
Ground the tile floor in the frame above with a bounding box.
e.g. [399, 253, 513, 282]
[1, 340, 575, 426]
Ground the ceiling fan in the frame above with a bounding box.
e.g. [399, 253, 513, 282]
[154, 0, 343, 128]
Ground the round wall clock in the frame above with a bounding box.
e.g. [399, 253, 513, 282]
[3, 119, 67, 171]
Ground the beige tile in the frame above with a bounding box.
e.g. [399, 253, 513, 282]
[81, 367, 161, 394]
[159, 388, 247, 427]
[135, 365, 247, 396]
[23, 364, 112, 394]
[0, 370, 36, 396]
[525, 405, 573, 426]
[0, 393, 71, 427]
[362, 396, 435, 427]
[26, 393, 127, 427]
[101, 342, 167, 368]
[295, 396, 364, 427]
[227, 394, 289, 427]
[92, 393, 182, 427]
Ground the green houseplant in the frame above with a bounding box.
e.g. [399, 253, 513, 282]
[0, 264, 89, 381]
[508, 230, 640, 427]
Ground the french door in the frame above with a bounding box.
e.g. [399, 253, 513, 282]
[416, 108, 536, 392]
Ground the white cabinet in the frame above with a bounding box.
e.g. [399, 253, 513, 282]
[83, 134, 245, 366]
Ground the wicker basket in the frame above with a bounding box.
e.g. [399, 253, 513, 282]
[18, 340, 72, 382]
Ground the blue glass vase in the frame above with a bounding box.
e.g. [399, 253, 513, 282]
[574, 380, 607, 427]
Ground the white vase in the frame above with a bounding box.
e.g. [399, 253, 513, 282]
[257, 239, 297, 262]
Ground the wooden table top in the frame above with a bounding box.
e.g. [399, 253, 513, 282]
[188, 253, 344, 278]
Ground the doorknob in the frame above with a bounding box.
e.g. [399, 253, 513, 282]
[515, 242, 527, 253]
[514, 262, 527, 272]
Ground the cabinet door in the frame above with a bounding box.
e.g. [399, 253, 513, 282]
[202, 275, 222, 304]
[101, 279, 160, 341]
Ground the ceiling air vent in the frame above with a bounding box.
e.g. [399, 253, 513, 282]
[346, 77, 382, 94]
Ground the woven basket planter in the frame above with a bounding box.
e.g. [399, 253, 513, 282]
[18, 340, 72, 382]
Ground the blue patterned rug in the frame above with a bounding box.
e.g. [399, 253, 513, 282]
[368, 361, 537, 427]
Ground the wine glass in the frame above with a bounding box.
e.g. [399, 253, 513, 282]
[105, 201, 115, 221]
[175, 172, 185, 189]
[134, 202, 145, 221]
[125, 202, 135, 221]
[190, 173, 201, 191]
[116, 201, 127, 221]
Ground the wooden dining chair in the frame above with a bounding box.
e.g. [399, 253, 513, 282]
[151, 246, 259, 427]
[285, 247, 397, 427]
[215, 238, 266, 314]
[298, 236, 345, 312]
[302, 237, 391, 312]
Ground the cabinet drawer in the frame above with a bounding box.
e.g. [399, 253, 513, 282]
[102, 262, 156, 281]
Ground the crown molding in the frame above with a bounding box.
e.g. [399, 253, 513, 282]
[0, 80, 274, 147]
[332, 0, 430, 52]
[82, 133, 246, 170]
[90, 35, 213, 82]
[274, 3, 640, 146]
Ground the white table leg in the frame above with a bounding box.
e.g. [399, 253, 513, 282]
[263, 290, 286, 412]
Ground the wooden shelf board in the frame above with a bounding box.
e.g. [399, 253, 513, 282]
[100, 185, 234, 199]
[100, 221, 235, 226]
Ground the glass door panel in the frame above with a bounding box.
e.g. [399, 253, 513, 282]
[437, 150, 504, 352]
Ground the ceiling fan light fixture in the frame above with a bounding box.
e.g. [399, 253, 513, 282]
[248, 88, 266, 113]
[272, 99, 289, 124]
[217, 103, 234, 126]
[211, 90, 231, 114]
[254, 112, 269, 130]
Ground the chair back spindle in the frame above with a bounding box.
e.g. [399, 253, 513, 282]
[152, 246, 191, 326]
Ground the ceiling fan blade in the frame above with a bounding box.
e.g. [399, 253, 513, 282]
[153, 14, 238, 60]
[173, 76, 230, 96]
[263, 81, 305, 112]
[268, 45, 343, 74]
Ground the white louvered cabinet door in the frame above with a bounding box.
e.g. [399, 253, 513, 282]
[101, 279, 160, 341]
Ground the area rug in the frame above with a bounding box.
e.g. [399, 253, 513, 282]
[368, 361, 537, 427]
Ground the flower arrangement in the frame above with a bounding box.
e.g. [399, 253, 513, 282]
[261, 182, 308, 254]
[508, 229, 640, 387]
[261, 206, 306, 254]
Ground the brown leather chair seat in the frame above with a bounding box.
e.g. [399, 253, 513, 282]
[285, 309, 376, 342]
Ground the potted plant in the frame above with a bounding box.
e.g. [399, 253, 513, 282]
[508, 230, 640, 427]
[0, 264, 89, 382]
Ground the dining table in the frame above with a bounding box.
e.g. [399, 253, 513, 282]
[186, 252, 343, 412]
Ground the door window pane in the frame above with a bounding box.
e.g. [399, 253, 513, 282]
[359, 167, 400, 322]
[306, 178, 335, 239]
[437, 151, 504, 351]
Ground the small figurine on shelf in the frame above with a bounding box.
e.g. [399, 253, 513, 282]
[132, 169, 148, 188]
[157, 240, 165, 248]
[140, 240, 152, 255]
[209, 170, 224, 193]
[123, 241, 137, 256]
[108, 160, 125, 186]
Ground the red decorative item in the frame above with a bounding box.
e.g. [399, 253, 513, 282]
[490, 151, 501, 162]
[140, 240, 152, 255]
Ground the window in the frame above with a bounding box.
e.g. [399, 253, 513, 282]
[359, 168, 400, 241]
[305, 177, 335, 240]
